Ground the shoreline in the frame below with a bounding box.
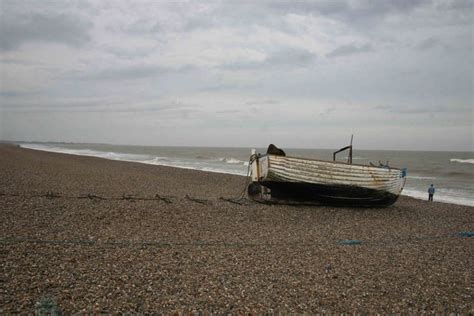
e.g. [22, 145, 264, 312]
[17, 143, 474, 207]
[1, 144, 473, 313]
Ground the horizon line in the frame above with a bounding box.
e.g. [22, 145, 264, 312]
[1, 139, 473, 153]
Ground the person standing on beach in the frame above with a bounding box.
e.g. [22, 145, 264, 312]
[428, 184, 435, 201]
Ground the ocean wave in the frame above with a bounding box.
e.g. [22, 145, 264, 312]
[140, 156, 248, 176]
[141, 159, 246, 176]
[443, 171, 473, 178]
[218, 157, 247, 165]
[21, 144, 151, 162]
[142, 157, 172, 164]
[450, 158, 474, 164]
[20, 144, 249, 176]
[200, 167, 247, 176]
[225, 158, 244, 164]
[406, 175, 436, 180]
[402, 188, 474, 206]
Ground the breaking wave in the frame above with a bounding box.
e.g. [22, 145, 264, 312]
[20, 143, 248, 177]
[402, 188, 474, 207]
[218, 157, 247, 165]
[407, 175, 436, 180]
[450, 158, 474, 164]
[20, 144, 150, 162]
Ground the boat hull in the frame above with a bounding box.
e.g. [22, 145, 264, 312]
[250, 153, 406, 207]
[259, 181, 399, 207]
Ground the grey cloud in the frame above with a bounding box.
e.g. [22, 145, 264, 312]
[374, 104, 472, 114]
[266, 47, 316, 66]
[245, 99, 279, 106]
[0, 90, 42, 98]
[79, 64, 194, 81]
[348, 0, 429, 16]
[215, 109, 241, 114]
[436, 0, 473, 11]
[416, 37, 439, 50]
[201, 83, 258, 92]
[118, 2, 219, 35]
[1, 95, 195, 114]
[0, 13, 92, 51]
[0, 58, 47, 66]
[1, 0, 472, 150]
[326, 43, 373, 58]
[266, 1, 349, 16]
[105, 46, 155, 60]
[111, 1, 433, 43]
[121, 18, 161, 34]
[223, 47, 315, 70]
[267, 0, 428, 21]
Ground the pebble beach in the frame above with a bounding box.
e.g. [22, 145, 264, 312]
[0, 144, 472, 313]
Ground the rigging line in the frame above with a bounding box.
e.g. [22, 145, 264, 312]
[221, 153, 257, 203]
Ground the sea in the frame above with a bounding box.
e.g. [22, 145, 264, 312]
[18, 142, 474, 207]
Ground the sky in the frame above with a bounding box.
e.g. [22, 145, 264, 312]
[0, 0, 473, 151]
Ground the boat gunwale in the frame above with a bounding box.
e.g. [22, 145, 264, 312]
[262, 154, 404, 172]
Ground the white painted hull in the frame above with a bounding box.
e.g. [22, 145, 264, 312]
[250, 154, 406, 206]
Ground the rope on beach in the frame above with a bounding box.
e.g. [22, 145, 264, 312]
[0, 155, 259, 207]
[185, 194, 208, 205]
[0, 190, 254, 206]
[219, 197, 248, 205]
[154, 194, 174, 204]
[0, 191, 173, 202]
[33, 191, 62, 199]
[78, 193, 108, 201]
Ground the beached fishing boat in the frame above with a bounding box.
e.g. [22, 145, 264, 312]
[248, 142, 406, 207]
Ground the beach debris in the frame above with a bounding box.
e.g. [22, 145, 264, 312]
[456, 231, 474, 238]
[338, 239, 363, 246]
[35, 296, 61, 315]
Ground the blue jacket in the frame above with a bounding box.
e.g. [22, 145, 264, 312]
[428, 187, 435, 194]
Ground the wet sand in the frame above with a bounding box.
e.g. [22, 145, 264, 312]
[0, 144, 472, 313]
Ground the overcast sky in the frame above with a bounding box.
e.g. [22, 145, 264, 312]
[0, 0, 472, 151]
